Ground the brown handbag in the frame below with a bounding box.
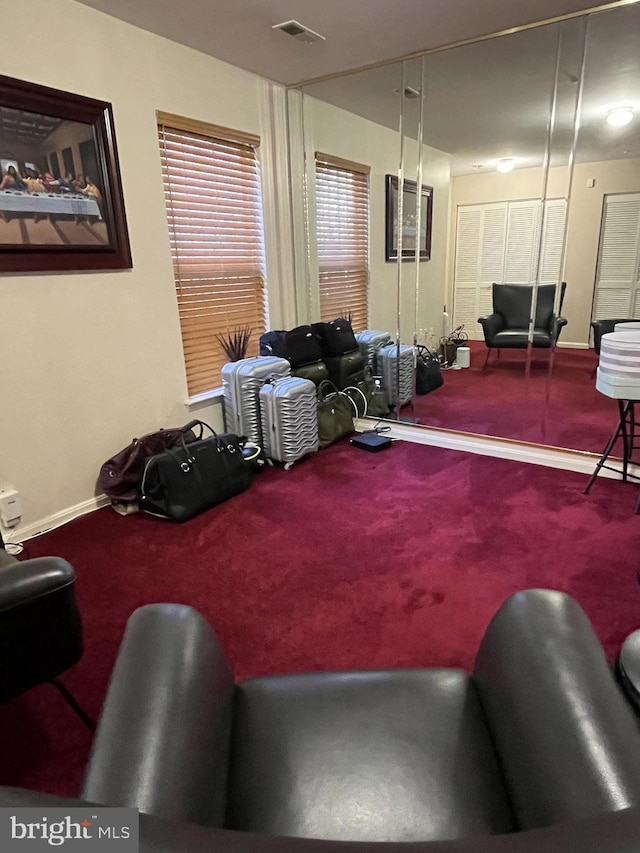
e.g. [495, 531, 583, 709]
[99, 425, 196, 504]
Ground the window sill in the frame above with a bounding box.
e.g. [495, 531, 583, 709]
[186, 387, 224, 407]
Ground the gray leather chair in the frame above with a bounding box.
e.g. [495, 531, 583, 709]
[2, 589, 640, 852]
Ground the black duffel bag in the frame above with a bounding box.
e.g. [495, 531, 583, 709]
[415, 345, 444, 395]
[311, 317, 358, 358]
[140, 420, 251, 522]
[259, 325, 322, 367]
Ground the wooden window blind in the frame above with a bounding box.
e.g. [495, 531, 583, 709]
[157, 112, 267, 396]
[315, 153, 370, 330]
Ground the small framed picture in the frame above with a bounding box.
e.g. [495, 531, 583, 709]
[385, 174, 433, 262]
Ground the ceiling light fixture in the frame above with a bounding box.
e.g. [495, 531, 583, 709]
[496, 158, 515, 174]
[606, 107, 634, 127]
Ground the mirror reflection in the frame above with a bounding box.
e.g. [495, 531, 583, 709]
[293, 1, 640, 453]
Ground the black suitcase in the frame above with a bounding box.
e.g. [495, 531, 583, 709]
[259, 325, 322, 367]
[312, 318, 358, 358]
[325, 349, 365, 390]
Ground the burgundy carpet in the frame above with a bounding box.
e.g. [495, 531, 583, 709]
[412, 342, 614, 453]
[1, 438, 639, 799]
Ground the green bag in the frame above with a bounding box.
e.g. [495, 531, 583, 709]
[317, 381, 355, 448]
[365, 386, 390, 418]
[344, 381, 390, 419]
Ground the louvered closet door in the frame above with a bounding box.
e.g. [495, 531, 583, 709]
[504, 201, 540, 282]
[453, 203, 506, 339]
[538, 199, 567, 284]
[453, 199, 567, 340]
[593, 193, 640, 321]
[504, 199, 566, 284]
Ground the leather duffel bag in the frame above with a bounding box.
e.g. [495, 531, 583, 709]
[140, 420, 251, 522]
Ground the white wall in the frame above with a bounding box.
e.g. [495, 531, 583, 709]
[0, 0, 290, 532]
[564, 159, 640, 343]
[449, 159, 640, 345]
[301, 97, 451, 342]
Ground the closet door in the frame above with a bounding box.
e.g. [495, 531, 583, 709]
[504, 200, 540, 282]
[453, 199, 566, 338]
[453, 203, 507, 338]
[593, 193, 640, 320]
[537, 199, 567, 285]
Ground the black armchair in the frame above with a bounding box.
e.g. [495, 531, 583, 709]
[616, 628, 640, 716]
[478, 282, 567, 367]
[3, 588, 639, 852]
[591, 318, 640, 355]
[0, 550, 91, 727]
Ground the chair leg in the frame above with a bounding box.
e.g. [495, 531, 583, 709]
[482, 349, 492, 369]
[48, 679, 95, 731]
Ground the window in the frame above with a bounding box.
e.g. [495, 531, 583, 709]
[157, 112, 268, 397]
[315, 153, 370, 330]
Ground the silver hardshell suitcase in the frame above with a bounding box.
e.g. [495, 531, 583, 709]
[355, 330, 392, 372]
[377, 344, 415, 407]
[259, 377, 319, 468]
[222, 356, 291, 446]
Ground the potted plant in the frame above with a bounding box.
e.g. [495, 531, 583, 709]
[215, 325, 253, 362]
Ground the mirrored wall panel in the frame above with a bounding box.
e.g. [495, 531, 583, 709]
[290, 1, 640, 452]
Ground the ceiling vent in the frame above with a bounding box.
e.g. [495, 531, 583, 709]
[272, 20, 326, 45]
[393, 87, 422, 100]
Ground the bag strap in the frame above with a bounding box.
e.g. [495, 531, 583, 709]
[343, 385, 368, 418]
[317, 379, 340, 402]
[181, 419, 217, 440]
[177, 419, 219, 462]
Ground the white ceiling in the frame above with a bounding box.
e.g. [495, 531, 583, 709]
[75, 0, 606, 85]
[304, 6, 640, 174]
[74, 0, 640, 174]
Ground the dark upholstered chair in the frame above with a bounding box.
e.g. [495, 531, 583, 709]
[478, 283, 567, 367]
[0, 549, 90, 726]
[616, 628, 640, 717]
[3, 588, 640, 852]
[591, 319, 640, 355]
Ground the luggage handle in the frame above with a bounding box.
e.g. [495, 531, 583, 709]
[317, 379, 342, 403]
[173, 424, 242, 475]
[180, 419, 217, 440]
[176, 419, 219, 471]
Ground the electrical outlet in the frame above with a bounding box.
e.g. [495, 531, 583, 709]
[0, 488, 21, 527]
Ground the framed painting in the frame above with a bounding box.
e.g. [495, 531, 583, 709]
[0, 74, 132, 272]
[385, 174, 433, 262]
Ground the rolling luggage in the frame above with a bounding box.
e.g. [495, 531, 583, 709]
[259, 377, 319, 468]
[259, 325, 322, 367]
[324, 349, 365, 390]
[377, 344, 415, 407]
[355, 330, 392, 372]
[222, 356, 291, 446]
[291, 360, 329, 386]
[312, 318, 358, 358]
